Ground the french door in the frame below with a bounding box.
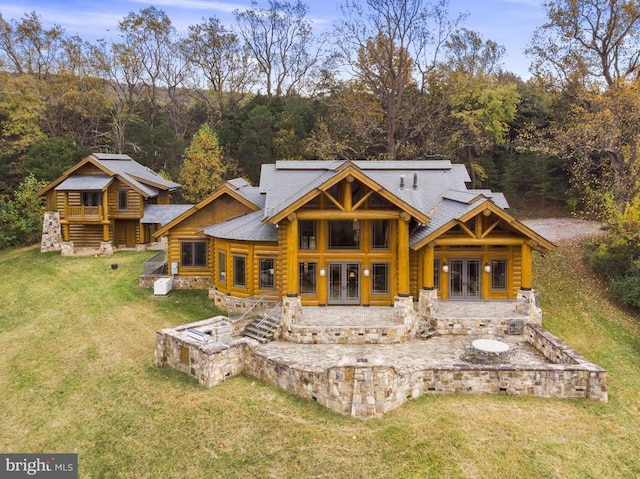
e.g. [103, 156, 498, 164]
[449, 259, 481, 300]
[328, 262, 360, 305]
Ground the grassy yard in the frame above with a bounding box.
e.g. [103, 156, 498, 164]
[1, 243, 639, 478]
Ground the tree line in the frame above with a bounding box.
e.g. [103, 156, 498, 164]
[2, 0, 640, 307]
[0, 0, 564, 203]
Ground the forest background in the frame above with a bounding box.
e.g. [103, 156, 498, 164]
[1, 0, 640, 306]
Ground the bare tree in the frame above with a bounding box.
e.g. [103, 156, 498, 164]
[234, 0, 323, 99]
[180, 17, 258, 124]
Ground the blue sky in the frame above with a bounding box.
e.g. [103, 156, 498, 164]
[0, 0, 546, 78]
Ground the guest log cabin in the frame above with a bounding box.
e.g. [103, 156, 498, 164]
[154, 160, 554, 305]
[38, 153, 182, 252]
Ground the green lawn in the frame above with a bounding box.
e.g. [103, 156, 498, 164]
[1, 243, 639, 478]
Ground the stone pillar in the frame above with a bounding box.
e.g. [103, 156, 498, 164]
[393, 295, 415, 329]
[40, 212, 63, 252]
[281, 295, 302, 336]
[418, 288, 438, 318]
[100, 241, 114, 256]
[516, 289, 542, 325]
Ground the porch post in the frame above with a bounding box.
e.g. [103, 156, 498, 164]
[286, 213, 299, 296]
[422, 244, 435, 290]
[521, 242, 533, 290]
[397, 212, 410, 296]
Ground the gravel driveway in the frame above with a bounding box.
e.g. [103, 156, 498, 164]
[521, 218, 606, 243]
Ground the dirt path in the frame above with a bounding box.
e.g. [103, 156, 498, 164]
[521, 218, 606, 243]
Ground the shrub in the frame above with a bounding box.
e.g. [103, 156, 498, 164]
[0, 174, 46, 249]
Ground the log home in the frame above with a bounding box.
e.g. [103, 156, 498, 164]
[155, 160, 554, 305]
[38, 153, 182, 253]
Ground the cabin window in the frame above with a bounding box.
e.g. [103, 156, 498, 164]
[434, 259, 440, 289]
[299, 220, 317, 250]
[117, 190, 128, 210]
[259, 258, 275, 290]
[181, 241, 207, 267]
[299, 262, 317, 294]
[491, 259, 507, 290]
[233, 255, 246, 287]
[328, 220, 360, 249]
[371, 220, 390, 249]
[218, 251, 227, 284]
[371, 263, 389, 294]
[82, 192, 101, 206]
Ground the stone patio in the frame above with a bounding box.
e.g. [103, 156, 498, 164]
[154, 298, 608, 418]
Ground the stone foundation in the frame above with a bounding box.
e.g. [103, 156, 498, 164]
[140, 275, 211, 289]
[61, 241, 75, 256]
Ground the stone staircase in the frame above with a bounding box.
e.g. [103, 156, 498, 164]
[242, 308, 282, 343]
[243, 315, 281, 343]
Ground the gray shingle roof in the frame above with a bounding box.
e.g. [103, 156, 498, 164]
[227, 178, 265, 208]
[409, 198, 486, 247]
[91, 153, 181, 196]
[55, 175, 112, 191]
[202, 210, 278, 242]
[141, 204, 194, 226]
[261, 160, 472, 221]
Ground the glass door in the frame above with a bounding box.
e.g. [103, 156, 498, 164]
[449, 259, 481, 300]
[328, 262, 360, 304]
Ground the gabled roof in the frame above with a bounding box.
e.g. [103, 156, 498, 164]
[410, 197, 555, 252]
[153, 178, 263, 238]
[261, 160, 465, 224]
[141, 204, 194, 226]
[202, 210, 278, 242]
[37, 153, 181, 198]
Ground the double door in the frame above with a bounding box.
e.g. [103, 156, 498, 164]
[449, 259, 481, 300]
[328, 262, 360, 305]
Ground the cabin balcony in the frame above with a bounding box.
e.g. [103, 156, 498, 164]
[65, 206, 104, 222]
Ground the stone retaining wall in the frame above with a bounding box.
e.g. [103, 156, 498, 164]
[283, 325, 410, 344]
[155, 326, 608, 418]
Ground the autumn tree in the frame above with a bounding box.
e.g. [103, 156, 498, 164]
[181, 17, 257, 124]
[178, 124, 227, 203]
[528, 0, 640, 85]
[526, 0, 640, 214]
[334, 0, 465, 160]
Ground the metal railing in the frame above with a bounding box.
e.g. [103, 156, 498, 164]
[228, 294, 280, 321]
[252, 302, 283, 340]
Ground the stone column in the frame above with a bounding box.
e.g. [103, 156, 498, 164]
[393, 294, 415, 329]
[40, 212, 62, 252]
[418, 288, 438, 319]
[516, 289, 542, 325]
[281, 295, 302, 337]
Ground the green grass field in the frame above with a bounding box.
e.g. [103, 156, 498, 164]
[1, 242, 639, 478]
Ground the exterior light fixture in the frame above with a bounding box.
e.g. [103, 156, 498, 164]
[363, 267, 370, 277]
[484, 262, 491, 273]
[442, 262, 449, 273]
[319, 267, 326, 277]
